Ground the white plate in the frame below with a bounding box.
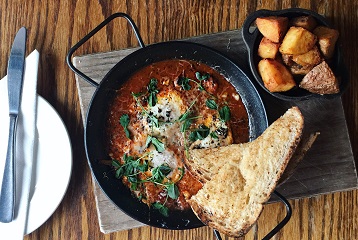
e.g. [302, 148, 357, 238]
[22, 95, 72, 234]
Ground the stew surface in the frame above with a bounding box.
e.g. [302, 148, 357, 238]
[105, 59, 249, 215]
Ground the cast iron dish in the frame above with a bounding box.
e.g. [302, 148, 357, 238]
[67, 13, 291, 237]
[242, 8, 349, 101]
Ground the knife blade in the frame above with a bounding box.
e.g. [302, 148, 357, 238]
[0, 27, 27, 223]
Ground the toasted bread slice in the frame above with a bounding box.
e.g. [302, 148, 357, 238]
[186, 107, 304, 237]
[299, 61, 339, 94]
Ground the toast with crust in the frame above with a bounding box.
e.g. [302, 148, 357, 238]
[185, 107, 304, 237]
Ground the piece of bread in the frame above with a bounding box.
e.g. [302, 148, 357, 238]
[186, 107, 304, 237]
[313, 26, 339, 59]
[299, 61, 339, 94]
[256, 16, 289, 43]
[278, 131, 320, 186]
[279, 27, 317, 55]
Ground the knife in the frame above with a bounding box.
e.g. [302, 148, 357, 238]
[0, 27, 27, 223]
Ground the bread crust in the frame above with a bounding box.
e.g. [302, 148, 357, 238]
[186, 107, 305, 237]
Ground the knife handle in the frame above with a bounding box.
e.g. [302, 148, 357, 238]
[0, 115, 17, 223]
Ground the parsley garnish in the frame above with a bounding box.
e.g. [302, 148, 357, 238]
[132, 93, 160, 128]
[205, 99, 218, 110]
[145, 135, 165, 153]
[112, 154, 180, 216]
[219, 105, 231, 122]
[152, 202, 169, 217]
[195, 72, 210, 81]
[119, 114, 131, 139]
[147, 78, 159, 107]
[177, 77, 191, 91]
[189, 124, 210, 142]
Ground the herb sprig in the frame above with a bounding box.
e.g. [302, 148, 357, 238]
[205, 99, 231, 122]
[119, 114, 131, 139]
[112, 153, 183, 216]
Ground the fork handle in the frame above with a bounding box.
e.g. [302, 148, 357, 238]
[0, 115, 17, 223]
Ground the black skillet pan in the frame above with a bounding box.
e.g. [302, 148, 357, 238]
[67, 13, 291, 238]
[242, 8, 349, 101]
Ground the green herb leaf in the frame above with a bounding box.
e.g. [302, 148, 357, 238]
[177, 77, 191, 91]
[178, 110, 191, 122]
[180, 118, 192, 133]
[112, 160, 121, 168]
[115, 167, 124, 179]
[178, 167, 185, 181]
[148, 92, 157, 107]
[210, 131, 218, 139]
[137, 160, 149, 172]
[189, 125, 210, 141]
[152, 137, 165, 152]
[195, 72, 210, 81]
[151, 164, 172, 184]
[167, 183, 179, 199]
[132, 92, 144, 98]
[147, 78, 159, 107]
[206, 99, 218, 110]
[219, 105, 231, 122]
[119, 114, 131, 139]
[152, 202, 169, 217]
[145, 135, 153, 149]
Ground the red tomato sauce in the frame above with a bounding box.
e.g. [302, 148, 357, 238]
[105, 59, 249, 211]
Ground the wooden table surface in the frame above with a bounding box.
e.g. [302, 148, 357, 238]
[0, 1, 357, 239]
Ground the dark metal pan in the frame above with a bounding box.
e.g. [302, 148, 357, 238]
[67, 12, 291, 238]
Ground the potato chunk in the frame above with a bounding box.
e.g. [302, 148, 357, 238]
[256, 16, 288, 43]
[258, 37, 280, 59]
[313, 26, 339, 59]
[258, 59, 296, 92]
[292, 46, 322, 66]
[290, 15, 317, 31]
[279, 27, 317, 55]
[299, 61, 339, 94]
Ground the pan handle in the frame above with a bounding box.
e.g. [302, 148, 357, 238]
[66, 12, 145, 87]
[213, 190, 292, 240]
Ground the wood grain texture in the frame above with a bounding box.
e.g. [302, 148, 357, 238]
[0, 0, 356, 239]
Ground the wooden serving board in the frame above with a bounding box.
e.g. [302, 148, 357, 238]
[73, 29, 358, 234]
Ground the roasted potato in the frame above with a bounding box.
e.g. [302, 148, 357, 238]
[292, 45, 322, 66]
[313, 26, 339, 59]
[256, 16, 289, 43]
[258, 37, 280, 59]
[258, 59, 296, 92]
[279, 27, 317, 55]
[290, 15, 317, 31]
